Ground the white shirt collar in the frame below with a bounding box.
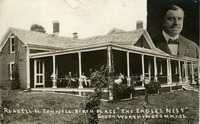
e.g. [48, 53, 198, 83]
[162, 30, 179, 42]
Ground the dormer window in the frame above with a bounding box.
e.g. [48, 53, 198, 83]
[10, 36, 15, 53]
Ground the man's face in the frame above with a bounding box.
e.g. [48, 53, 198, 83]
[163, 9, 184, 37]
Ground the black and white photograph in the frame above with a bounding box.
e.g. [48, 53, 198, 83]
[0, 0, 199, 123]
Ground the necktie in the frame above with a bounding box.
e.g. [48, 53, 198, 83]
[168, 39, 179, 44]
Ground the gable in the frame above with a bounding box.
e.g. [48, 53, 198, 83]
[107, 28, 125, 35]
[0, 29, 12, 52]
[1, 33, 16, 53]
[0, 27, 73, 52]
[1, 33, 26, 55]
[134, 35, 151, 49]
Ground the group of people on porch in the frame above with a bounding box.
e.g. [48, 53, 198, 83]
[64, 71, 92, 88]
[55, 70, 154, 88]
[64, 71, 79, 88]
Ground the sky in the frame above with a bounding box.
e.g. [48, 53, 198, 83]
[0, 0, 147, 40]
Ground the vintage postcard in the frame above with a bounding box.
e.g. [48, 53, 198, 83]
[0, 0, 199, 124]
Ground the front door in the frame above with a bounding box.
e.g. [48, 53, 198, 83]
[34, 59, 45, 87]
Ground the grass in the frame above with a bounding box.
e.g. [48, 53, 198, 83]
[1, 90, 199, 124]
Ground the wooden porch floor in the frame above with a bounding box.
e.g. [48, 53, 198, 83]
[31, 87, 108, 92]
[31, 82, 186, 93]
[30, 82, 186, 100]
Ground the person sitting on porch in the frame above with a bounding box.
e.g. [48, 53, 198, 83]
[130, 74, 138, 86]
[80, 72, 89, 87]
[89, 68, 93, 76]
[114, 73, 124, 85]
[65, 71, 72, 88]
[119, 73, 124, 78]
[119, 73, 127, 85]
[71, 74, 79, 88]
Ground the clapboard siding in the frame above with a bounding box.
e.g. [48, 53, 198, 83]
[0, 34, 27, 89]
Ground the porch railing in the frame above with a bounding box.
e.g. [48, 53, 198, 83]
[50, 75, 169, 88]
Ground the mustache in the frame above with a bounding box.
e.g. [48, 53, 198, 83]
[170, 26, 180, 28]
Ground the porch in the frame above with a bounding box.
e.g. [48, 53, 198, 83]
[29, 44, 198, 91]
[30, 82, 185, 100]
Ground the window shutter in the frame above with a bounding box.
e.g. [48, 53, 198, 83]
[8, 38, 10, 54]
[8, 64, 10, 80]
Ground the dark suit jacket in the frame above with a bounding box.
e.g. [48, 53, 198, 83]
[152, 34, 199, 58]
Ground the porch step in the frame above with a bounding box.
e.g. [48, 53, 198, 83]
[182, 85, 199, 92]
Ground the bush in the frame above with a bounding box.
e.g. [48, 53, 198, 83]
[146, 81, 161, 94]
[113, 83, 135, 100]
[81, 66, 107, 124]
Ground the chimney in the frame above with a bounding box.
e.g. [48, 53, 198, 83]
[73, 32, 78, 39]
[53, 21, 59, 36]
[136, 20, 143, 29]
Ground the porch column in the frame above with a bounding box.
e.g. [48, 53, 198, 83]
[184, 61, 188, 83]
[78, 52, 83, 89]
[167, 58, 172, 84]
[107, 46, 112, 73]
[191, 63, 195, 84]
[52, 55, 57, 88]
[107, 46, 114, 101]
[141, 54, 145, 86]
[26, 47, 30, 89]
[198, 63, 200, 84]
[178, 60, 182, 83]
[148, 59, 151, 81]
[126, 52, 130, 86]
[34, 60, 37, 88]
[169, 59, 172, 84]
[154, 57, 158, 82]
[55, 63, 58, 76]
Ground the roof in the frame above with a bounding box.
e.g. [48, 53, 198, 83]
[0, 27, 76, 50]
[63, 29, 145, 48]
[0, 27, 166, 56]
[107, 28, 125, 35]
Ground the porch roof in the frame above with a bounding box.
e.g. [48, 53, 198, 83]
[30, 42, 198, 62]
[30, 42, 169, 58]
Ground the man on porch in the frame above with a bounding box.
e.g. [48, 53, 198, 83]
[65, 71, 72, 88]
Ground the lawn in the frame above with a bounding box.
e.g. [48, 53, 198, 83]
[1, 90, 199, 124]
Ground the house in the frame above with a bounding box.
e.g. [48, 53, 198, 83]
[0, 22, 199, 98]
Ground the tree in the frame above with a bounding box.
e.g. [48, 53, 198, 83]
[30, 24, 46, 33]
[81, 65, 108, 124]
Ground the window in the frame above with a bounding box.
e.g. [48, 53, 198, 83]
[10, 36, 15, 53]
[8, 62, 15, 80]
